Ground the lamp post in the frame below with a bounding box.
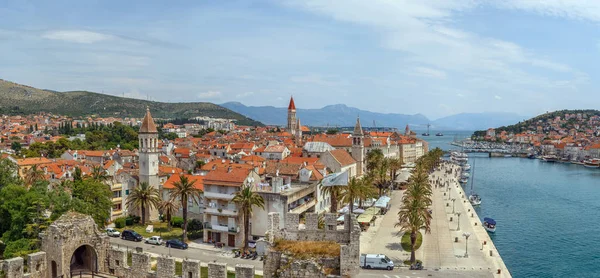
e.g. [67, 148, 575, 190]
[463, 232, 471, 258]
[456, 212, 461, 231]
[452, 198, 456, 213]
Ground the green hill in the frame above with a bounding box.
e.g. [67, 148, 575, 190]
[0, 79, 263, 126]
[473, 109, 600, 137]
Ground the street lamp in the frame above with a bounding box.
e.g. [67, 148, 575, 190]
[456, 212, 462, 231]
[452, 198, 456, 213]
[463, 232, 471, 258]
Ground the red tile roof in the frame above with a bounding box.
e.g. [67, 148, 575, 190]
[163, 174, 203, 190]
[288, 96, 296, 110]
[328, 149, 356, 167]
[203, 168, 251, 187]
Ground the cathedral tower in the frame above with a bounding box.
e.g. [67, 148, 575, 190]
[138, 107, 160, 221]
[352, 116, 365, 176]
[287, 96, 297, 136]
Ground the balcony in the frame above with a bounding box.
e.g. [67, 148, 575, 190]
[112, 197, 123, 203]
[205, 207, 238, 217]
[112, 210, 123, 216]
[111, 183, 122, 191]
[205, 223, 239, 233]
[204, 191, 235, 200]
[289, 199, 317, 214]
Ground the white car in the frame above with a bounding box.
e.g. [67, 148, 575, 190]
[145, 236, 163, 245]
[106, 228, 121, 237]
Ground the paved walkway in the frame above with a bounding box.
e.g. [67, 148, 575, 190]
[420, 162, 510, 278]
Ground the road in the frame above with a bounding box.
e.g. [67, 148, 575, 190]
[109, 237, 264, 271]
[357, 268, 493, 278]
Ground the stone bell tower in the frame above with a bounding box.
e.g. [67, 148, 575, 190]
[351, 117, 365, 176]
[138, 107, 160, 221]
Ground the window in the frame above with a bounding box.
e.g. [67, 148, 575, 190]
[125, 189, 129, 195]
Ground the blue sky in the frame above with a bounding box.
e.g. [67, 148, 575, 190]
[1, 0, 600, 119]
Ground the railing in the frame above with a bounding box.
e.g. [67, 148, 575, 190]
[206, 223, 239, 233]
[112, 197, 122, 203]
[204, 191, 235, 200]
[289, 199, 317, 214]
[205, 207, 238, 216]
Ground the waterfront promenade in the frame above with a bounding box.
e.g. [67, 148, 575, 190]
[421, 163, 511, 277]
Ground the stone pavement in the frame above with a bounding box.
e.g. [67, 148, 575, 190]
[421, 162, 511, 277]
[360, 190, 411, 264]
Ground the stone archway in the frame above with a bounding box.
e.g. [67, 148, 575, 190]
[70, 245, 98, 274]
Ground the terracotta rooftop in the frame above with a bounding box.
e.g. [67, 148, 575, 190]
[140, 107, 158, 133]
[204, 168, 251, 187]
[163, 174, 203, 190]
[328, 149, 356, 167]
[288, 96, 296, 110]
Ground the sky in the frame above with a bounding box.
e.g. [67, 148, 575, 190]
[2, 0, 600, 120]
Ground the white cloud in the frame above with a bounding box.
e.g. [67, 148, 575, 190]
[41, 30, 114, 44]
[494, 95, 502, 100]
[457, 93, 465, 98]
[236, 92, 254, 98]
[290, 74, 339, 86]
[414, 67, 447, 79]
[495, 1, 600, 22]
[197, 91, 222, 99]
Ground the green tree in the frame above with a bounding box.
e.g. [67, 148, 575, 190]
[339, 177, 376, 214]
[162, 132, 178, 140]
[326, 129, 339, 135]
[158, 199, 180, 231]
[71, 179, 112, 228]
[320, 183, 342, 213]
[89, 166, 109, 183]
[366, 149, 384, 173]
[168, 176, 202, 242]
[126, 182, 161, 225]
[10, 141, 21, 152]
[24, 165, 45, 188]
[231, 184, 265, 252]
[0, 159, 21, 189]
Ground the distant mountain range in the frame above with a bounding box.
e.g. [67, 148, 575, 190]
[0, 79, 263, 126]
[222, 102, 526, 131]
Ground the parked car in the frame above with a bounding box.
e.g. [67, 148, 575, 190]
[165, 239, 188, 250]
[106, 228, 121, 237]
[359, 253, 394, 270]
[121, 230, 143, 242]
[145, 236, 163, 245]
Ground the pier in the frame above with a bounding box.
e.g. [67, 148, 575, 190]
[451, 140, 529, 157]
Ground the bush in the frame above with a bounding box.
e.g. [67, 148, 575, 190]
[114, 217, 126, 229]
[401, 231, 423, 252]
[188, 219, 203, 231]
[171, 216, 184, 228]
[2, 238, 36, 259]
[188, 231, 203, 240]
[126, 214, 140, 226]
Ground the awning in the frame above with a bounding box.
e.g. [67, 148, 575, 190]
[357, 214, 375, 224]
[363, 207, 381, 215]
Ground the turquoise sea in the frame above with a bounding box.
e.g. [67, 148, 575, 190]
[421, 131, 600, 278]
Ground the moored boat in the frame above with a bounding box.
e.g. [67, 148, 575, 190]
[584, 159, 600, 168]
[462, 163, 471, 171]
[483, 217, 496, 233]
[542, 155, 558, 162]
[468, 161, 481, 206]
[436, 132, 443, 136]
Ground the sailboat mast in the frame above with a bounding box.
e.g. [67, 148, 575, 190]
[470, 160, 475, 194]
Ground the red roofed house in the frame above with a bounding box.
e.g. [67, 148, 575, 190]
[162, 174, 204, 219]
[318, 149, 357, 178]
[261, 145, 291, 160]
[203, 167, 260, 247]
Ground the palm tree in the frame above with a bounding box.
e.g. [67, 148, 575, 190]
[126, 182, 161, 225]
[396, 194, 432, 264]
[25, 164, 45, 187]
[366, 149, 384, 173]
[232, 184, 265, 252]
[320, 183, 343, 213]
[89, 165, 109, 183]
[158, 199, 180, 231]
[373, 158, 390, 197]
[169, 175, 202, 242]
[387, 158, 402, 185]
[339, 177, 376, 214]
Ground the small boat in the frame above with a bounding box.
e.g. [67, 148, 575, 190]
[468, 161, 481, 206]
[461, 172, 470, 178]
[527, 154, 536, 159]
[483, 218, 496, 233]
[503, 154, 512, 158]
[462, 164, 471, 171]
[436, 132, 443, 136]
[584, 159, 600, 168]
[459, 177, 469, 184]
[542, 155, 558, 162]
[422, 124, 431, 136]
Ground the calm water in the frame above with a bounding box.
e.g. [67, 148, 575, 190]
[422, 132, 600, 278]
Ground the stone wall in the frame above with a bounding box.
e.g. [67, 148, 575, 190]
[0, 212, 256, 278]
[264, 212, 360, 278]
